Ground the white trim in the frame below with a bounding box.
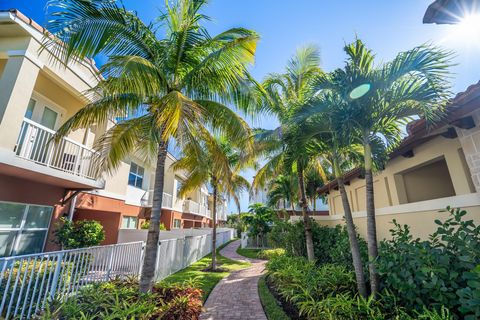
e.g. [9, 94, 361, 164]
[319, 193, 480, 221]
[7, 49, 45, 69]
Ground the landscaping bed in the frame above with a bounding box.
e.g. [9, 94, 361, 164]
[39, 278, 203, 320]
[264, 207, 480, 319]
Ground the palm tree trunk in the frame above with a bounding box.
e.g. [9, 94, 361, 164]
[211, 181, 218, 270]
[334, 159, 367, 297]
[297, 164, 315, 261]
[364, 140, 379, 296]
[139, 139, 168, 292]
[313, 196, 316, 212]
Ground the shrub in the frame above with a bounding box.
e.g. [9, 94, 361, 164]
[39, 278, 203, 320]
[376, 206, 480, 319]
[269, 219, 368, 270]
[54, 218, 105, 249]
[266, 255, 356, 307]
[257, 248, 285, 260]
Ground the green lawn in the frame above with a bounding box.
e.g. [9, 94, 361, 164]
[161, 239, 250, 301]
[236, 247, 263, 259]
[258, 275, 290, 320]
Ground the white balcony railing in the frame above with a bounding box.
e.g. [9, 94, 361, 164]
[141, 191, 173, 208]
[183, 199, 200, 214]
[15, 118, 98, 180]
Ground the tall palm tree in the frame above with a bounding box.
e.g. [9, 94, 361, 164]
[173, 134, 251, 270]
[45, 0, 258, 292]
[266, 174, 298, 212]
[316, 39, 452, 295]
[295, 91, 368, 297]
[253, 46, 324, 261]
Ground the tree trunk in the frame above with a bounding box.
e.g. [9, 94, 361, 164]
[297, 164, 315, 261]
[364, 141, 379, 296]
[313, 195, 316, 212]
[211, 181, 218, 270]
[334, 159, 367, 297]
[139, 139, 168, 292]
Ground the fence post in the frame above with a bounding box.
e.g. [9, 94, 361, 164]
[49, 252, 64, 299]
[105, 245, 115, 281]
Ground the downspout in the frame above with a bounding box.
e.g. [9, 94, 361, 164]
[68, 194, 77, 221]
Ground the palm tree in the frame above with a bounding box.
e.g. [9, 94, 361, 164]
[266, 174, 298, 213]
[316, 39, 452, 295]
[173, 134, 251, 270]
[253, 46, 324, 261]
[45, 0, 258, 292]
[295, 92, 368, 297]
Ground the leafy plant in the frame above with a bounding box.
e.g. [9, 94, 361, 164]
[257, 248, 286, 260]
[376, 206, 480, 318]
[54, 218, 105, 249]
[242, 203, 275, 237]
[269, 219, 368, 271]
[40, 278, 203, 319]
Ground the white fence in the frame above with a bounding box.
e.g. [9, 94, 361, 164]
[241, 232, 270, 249]
[155, 229, 234, 280]
[1, 228, 234, 319]
[0, 241, 143, 320]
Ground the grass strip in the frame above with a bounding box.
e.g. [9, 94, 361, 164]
[258, 275, 291, 320]
[162, 239, 250, 301]
[236, 247, 263, 259]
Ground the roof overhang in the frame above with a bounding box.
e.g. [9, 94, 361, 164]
[424, 0, 480, 24]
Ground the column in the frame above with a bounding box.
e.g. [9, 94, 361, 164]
[0, 50, 42, 151]
[455, 109, 480, 192]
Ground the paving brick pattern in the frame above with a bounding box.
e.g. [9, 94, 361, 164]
[200, 240, 267, 320]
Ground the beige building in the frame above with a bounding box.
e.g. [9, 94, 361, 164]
[0, 9, 224, 257]
[311, 82, 480, 240]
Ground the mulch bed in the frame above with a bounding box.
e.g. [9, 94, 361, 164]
[265, 275, 305, 320]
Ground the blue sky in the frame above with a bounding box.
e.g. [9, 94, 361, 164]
[4, 0, 480, 213]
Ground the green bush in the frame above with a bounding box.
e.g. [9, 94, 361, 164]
[376, 206, 480, 319]
[39, 278, 203, 320]
[269, 219, 368, 270]
[257, 248, 285, 260]
[54, 218, 105, 249]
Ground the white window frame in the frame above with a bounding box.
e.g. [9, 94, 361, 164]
[128, 162, 145, 189]
[0, 200, 53, 257]
[173, 219, 181, 229]
[121, 216, 138, 229]
[29, 92, 66, 130]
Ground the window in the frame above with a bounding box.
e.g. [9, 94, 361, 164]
[121, 216, 138, 229]
[0, 201, 53, 257]
[175, 178, 184, 197]
[24, 99, 36, 119]
[173, 219, 181, 229]
[128, 162, 144, 188]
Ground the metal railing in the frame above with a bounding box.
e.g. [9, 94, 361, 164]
[15, 118, 99, 180]
[183, 200, 200, 214]
[141, 191, 173, 208]
[0, 241, 144, 319]
[154, 229, 234, 280]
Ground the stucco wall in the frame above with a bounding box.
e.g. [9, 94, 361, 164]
[326, 135, 474, 216]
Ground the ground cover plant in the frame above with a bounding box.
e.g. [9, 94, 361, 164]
[39, 278, 202, 320]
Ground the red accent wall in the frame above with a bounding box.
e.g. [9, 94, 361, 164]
[0, 173, 68, 252]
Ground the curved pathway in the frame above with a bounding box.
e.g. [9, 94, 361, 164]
[200, 240, 267, 320]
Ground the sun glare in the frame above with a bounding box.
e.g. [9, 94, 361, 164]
[447, 14, 480, 47]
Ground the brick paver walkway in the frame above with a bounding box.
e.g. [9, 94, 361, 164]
[200, 240, 267, 320]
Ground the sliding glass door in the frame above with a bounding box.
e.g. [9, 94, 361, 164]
[0, 201, 53, 257]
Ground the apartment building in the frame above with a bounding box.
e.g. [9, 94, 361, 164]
[314, 82, 480, 240]
[0, 9, 225, 257]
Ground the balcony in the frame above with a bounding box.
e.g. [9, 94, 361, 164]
[0, 118, 104, 189]
[141, 191, 173, 209]
[183, 200, 210, 218]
